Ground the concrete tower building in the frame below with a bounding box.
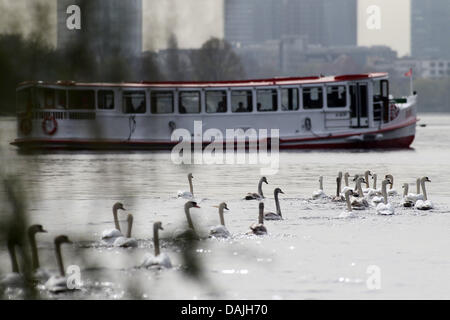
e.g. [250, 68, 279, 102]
[57, 0, 142, 58]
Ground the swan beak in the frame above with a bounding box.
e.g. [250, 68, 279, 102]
[42, 229, 48, 233]
[160, 226, 164, 231]
[225, 207, 230, 211]
[194, 205, 201, 208]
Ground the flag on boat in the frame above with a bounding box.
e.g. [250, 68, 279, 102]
[405, 68, 413, 77]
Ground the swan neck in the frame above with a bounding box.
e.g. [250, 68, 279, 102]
[319, 178, 323, 190]
[416, 179, 421, 194]
[373, 175, 377, 189]
[403, 184, 408, 197]
[421, 180, 428, 201]
[344, 175, 349, 186]
[382, 182, 388, 204]
[113, 208, 121, 232]
[28, 231, 40, 270]
[55, 243, 65, 277]
[336, 178, 341, 196]
[365, 173, 370, 188]
[153, 227, 160, 257]
[7, 242, 20, 273]
[188, 176, 194, 195]
[126, 217, 133, 238]
[345, 193, 352, 211]
[185, 206, 195, 231]
[258, 207, 264, 224]
[357, 180, 363, 197]
[217, 207, 225, 226]
[258, 179, 264, 197]
[275, 192, 282, 216]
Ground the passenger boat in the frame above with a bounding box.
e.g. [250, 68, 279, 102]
[11, 73, 417, 150]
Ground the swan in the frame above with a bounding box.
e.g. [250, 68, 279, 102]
[401, 183, 415, 207]
[0, 239, 25, 289]
[404, 178, 425, 203]
[376, 181, 395, 215]
[45, 235, 77, 293]
[367, 174, 382, 197]
[312, 176, 327, 199]
[385, 174, 398, 196]
[28, 224, 50, 282]
[113, 214, 138, 248]
[338, 190, 357, 218]
[332, 175, 344, 202]
[101, 202, 126, 245]
[173, 201, 201, 240]
[177, 173, 195, 199]
[248, 202, 267, 236]
[245, 176, 268, 200]
[415, 177, 433, 210]
[341, 172, 353, 194]
[209, 202, 231, 238]
[265, 188, 285, 220]
[372, 179, 392, 206]
[141, 222, 172, 269]
[351, 177, 369, 210]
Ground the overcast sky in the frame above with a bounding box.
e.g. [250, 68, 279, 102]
[0, 0, 410, 56]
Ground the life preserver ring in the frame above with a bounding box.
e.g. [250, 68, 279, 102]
[20, 118, 32, 136]
[389, 104, 399, 121]
[42, 115, 58, 135]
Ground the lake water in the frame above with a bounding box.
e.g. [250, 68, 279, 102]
[0, 114, 449, 300]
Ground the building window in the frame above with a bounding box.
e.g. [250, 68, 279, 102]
[231, 90, 253, 113]
[179, 91, 201, 114]
[206, 91, 227, 113]
[281, 88, 299, 111]
[123, 91, 146, 114]
[68, 90, 95, 110]
[327, 86, 347, 108]
[257, 89, 278, 112]
[303, 87, 323, 109]
[151, 91, 174, 114]
[98, 90, 114, 110]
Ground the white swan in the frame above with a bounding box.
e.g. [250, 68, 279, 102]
[209, 202, 231, 238]
[385, 174, 398, 196]
[177, 173, 195, 199]
[312, 176, 327, 199]
[248, 202, 267, 235]
[265, 188, 285, 220]
[173, 201, 201, 240]
[245, 177, 268, 200]
[101, 202, 126, 245]
[0, 239, 25, 289]
[415, 177, 433, 210]
[367, 174, 381, 197]
[141, 222, 172, 269]
[28, 224, 50, 282]
[351, 177, 369, 210]
[45, 235, 78, 293]
[113, 214, 138, 248]
[338, 190, 357, 218]
[405, 178, 425, 203]
[401, 183, 415, 207]
[376, 179, 395, 215]
[360, 170, 372, 194]
[372, 179, 392, 206]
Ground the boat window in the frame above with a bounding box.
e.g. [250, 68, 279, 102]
[98, 90, 114, 110]
[231, 90, 253, 113]
[206, 91, 227, 113]
[36, 88, 55, 109]
[303, 87, 323, 109]
[327, 86, 347, 108]
[17, 88, 32, 113]
[56, 90, 67, 109]
[68, 90, 95, 110]
[281, 88, 299, 111]
[123, 91, 146, 114]
[179, 91, 201, 114]
[257, 89, 278, 112]
[151, 91, 174, 114]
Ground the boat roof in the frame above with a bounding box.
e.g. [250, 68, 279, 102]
[18, 73, 388, 89]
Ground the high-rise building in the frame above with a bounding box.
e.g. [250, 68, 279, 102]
[224, 0, 357, 47]
[411, 0, 450, 59]
[57, 0, 142, 58]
